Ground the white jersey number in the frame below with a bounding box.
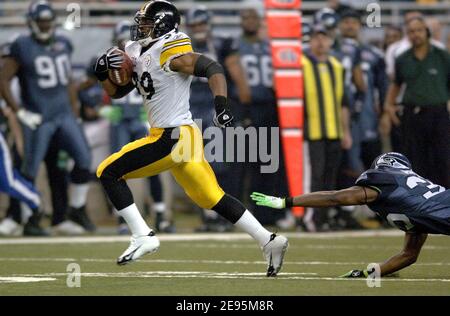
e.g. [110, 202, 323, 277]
[35, 54, 70, 88]
[406, 176, 445, 199]
[241, 55, 272, 87]
[386, 213, 415, 232]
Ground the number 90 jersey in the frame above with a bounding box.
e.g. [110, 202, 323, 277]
[356, 169, 450, 235]
[125, 30, 194, 128]
[3, 33, 73, 121]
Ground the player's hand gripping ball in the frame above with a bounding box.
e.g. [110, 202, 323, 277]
[108, 48, 134, 86]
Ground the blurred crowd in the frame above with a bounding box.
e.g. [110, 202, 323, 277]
[0, 0, 448, 236]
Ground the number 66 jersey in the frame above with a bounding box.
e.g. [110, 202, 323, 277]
[125, 30, 194, 128]
[356, 169, 450, 235]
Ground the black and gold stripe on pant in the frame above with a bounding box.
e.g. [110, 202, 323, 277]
[97, 127, 179, 210]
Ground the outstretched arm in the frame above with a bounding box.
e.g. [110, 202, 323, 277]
[251, 186, 379, 209]
[341, 232, 428, 278]
[379, 232, 427, 276]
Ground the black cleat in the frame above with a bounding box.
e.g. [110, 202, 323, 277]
[68, 206, 96, 232]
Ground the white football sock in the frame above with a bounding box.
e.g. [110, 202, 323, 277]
[119, 203, 151, 237]
[153, 202, 166, 214]
[234, 210, 272, 247]
[69, 183, 89, 209]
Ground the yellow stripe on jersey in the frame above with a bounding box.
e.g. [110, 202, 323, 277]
[302, 55, 322, 140]
[160, 43, 193, 67]
[318, 63, 338, 139]
[329, 56, 344, 136]
[163, 38, 191, 48]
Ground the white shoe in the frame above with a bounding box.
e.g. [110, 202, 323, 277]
[52, 220, 86, 235]
[117, 231, 160, 265]
[0, 218, 23, 236]
[262, 233, 289, 277]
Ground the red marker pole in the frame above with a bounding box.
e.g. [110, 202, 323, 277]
[264, 0, 304, 217]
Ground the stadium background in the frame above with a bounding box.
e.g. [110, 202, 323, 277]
[0, 0, 448, 297]
[0, 0, 449, 232]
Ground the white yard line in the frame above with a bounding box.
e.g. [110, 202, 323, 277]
[3, 271, 449, 283]
[0, 257, 448, 267]
[0, 277, 57, 283]
[0, 230, 416, 245]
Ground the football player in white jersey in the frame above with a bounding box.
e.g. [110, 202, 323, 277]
[93, 0, 288, 277]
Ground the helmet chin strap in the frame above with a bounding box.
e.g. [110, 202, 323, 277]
[138, 28, 176, 47]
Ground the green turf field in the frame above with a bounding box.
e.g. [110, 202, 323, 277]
[0, 231, 449, 295]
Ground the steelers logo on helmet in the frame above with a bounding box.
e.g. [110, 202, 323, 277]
[371, 152, 412, 171]
[131, 0, 181, 47]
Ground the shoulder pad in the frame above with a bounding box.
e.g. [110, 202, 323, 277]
[356, 170, 395, 188]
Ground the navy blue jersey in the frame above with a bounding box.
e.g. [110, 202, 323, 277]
[237, 38, 275, 105]
[332, 37, 361, 110]
[356, 168, 450, 235]
[4, 33, 73, 120]
[356, 45, 388, 141]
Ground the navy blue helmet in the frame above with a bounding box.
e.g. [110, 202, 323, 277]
[27, 0, 56, 42]
[314, 8, 338, 30]
[371, 152, 412, 171]
[113, 20, 132, 45]
[185, 6, 211, 26]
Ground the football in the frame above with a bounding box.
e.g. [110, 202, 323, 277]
[108, 49, 133, 86]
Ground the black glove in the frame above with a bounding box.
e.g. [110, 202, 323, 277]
[213, 96, 234, 128]
[93, 47, 124, 81]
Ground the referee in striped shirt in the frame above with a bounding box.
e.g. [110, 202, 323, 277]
[302, 24, 352, 231]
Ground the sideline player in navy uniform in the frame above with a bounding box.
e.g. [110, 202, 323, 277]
[237, 8, 288, 225]
[251, 152, 450, 277]
[93, 1, 288, 276]
[0, 1, 94, 231]
[339, 9, 388, 171]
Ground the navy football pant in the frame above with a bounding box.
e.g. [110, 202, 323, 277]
[21, 114, 91, 182]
